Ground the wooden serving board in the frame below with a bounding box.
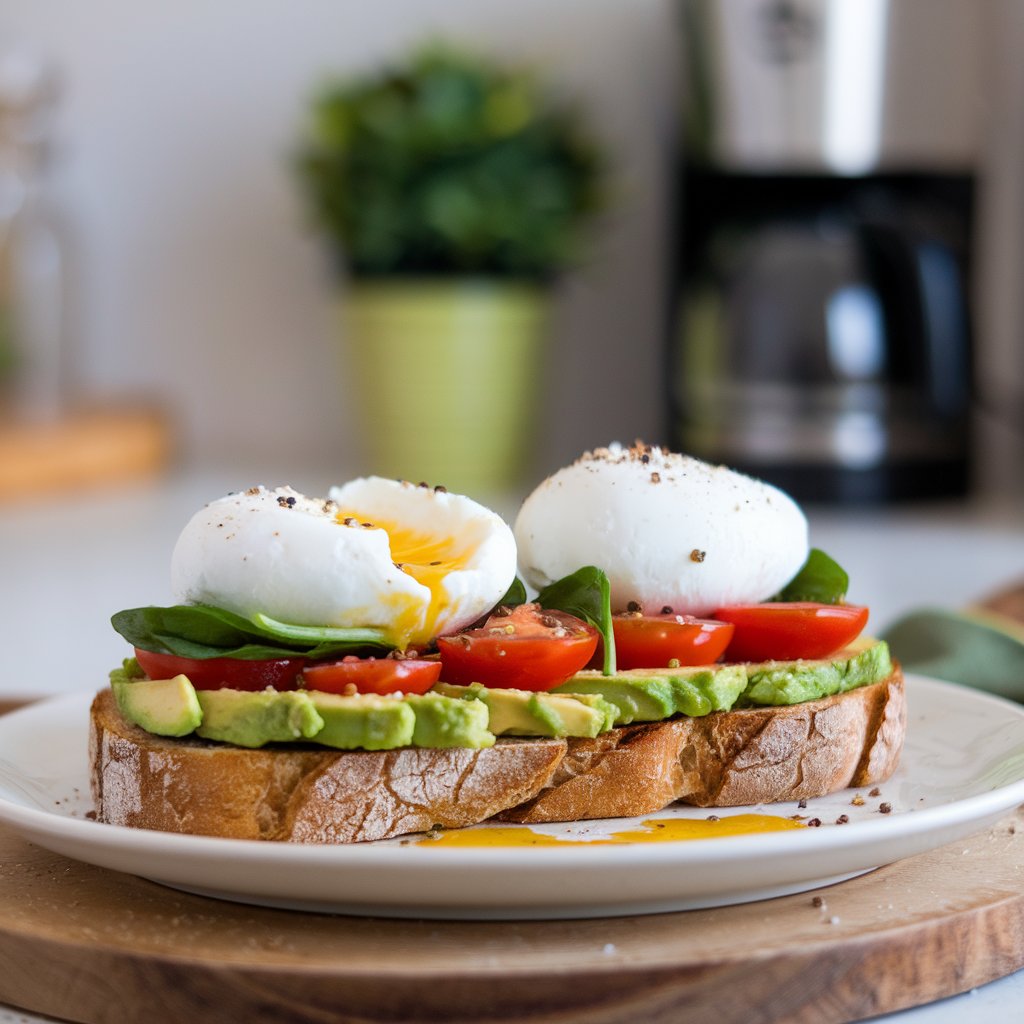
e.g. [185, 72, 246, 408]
[0, 812, 1023, 1024]
[0, 406, 170, 502]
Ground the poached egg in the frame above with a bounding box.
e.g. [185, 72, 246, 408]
[513, 442, 808, 616]
[170, 477, 517, 649]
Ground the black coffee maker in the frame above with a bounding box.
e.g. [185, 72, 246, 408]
[668, 0, 984, 502]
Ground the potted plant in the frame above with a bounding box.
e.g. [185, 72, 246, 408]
[295, 43, 604, 495]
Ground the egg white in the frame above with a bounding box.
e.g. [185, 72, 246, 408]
[171, 478, 517, 649]
[513, 443, 809, 616]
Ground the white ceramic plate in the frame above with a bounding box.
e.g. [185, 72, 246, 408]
[0, 675, 1022, 920]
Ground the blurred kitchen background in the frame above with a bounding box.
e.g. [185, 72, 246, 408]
[0, 0, 680, 500]
[1, 0, 1023, 695]
[1, 0, 1019, 502]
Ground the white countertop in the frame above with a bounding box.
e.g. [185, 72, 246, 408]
[0, 470, 1022, 1023]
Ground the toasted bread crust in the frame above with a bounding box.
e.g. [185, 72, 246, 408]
[499, 669, 906, 823]
[90, 669, 905, 842]
[89, 689, 566, 842]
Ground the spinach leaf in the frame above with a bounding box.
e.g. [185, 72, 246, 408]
[773, 548, 849, 604]
[111, 604, 393, 661]
[496, 576, 528, 607]
[249, 612, 391, 647]
[113, 604, 280, 651]
[536, 565, 616, 675]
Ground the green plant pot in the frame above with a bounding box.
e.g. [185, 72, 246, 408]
[342, 279, 549, 498]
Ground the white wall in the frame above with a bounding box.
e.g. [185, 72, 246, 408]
[4, 1, 1021, 497]
[1, 0, 680, 483]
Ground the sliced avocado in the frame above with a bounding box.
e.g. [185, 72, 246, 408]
[109, 657, 145, 686]
[307, 691, 415, 750]
[433, 682, 617, 738]
[403, 693, 495, 749]
[554, 641, 893, 721]
[195, 689, 324, 748]
[554, 664, 748, 725]
[557, 692, 619, 733]
[741, 639, 893, 706]
[112, 674, 202, 737]
[108, 639, 895, 749]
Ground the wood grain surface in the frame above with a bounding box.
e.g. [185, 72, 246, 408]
[0, 407, 170, 503]
[0, 812, 1022, 1024]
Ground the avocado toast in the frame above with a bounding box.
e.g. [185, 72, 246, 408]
[91, 641, 903, 842]
[92, 446, 906, 844]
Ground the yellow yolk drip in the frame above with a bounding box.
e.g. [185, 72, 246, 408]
[336, 510, 468, 647]
[420, 814, 805, 848]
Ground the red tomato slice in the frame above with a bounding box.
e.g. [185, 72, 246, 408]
[302, 656, 441, 696]
[611, 613, 734, 670]
[133, 648, 306, 691]
[437, 604, 599, 692]
[713, 603, 869, 662]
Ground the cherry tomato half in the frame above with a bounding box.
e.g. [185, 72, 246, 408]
[133, 648, 306, 691]
[611, 613, 734, 670]
[437, 604, 599, 692]
[713, 603, 869, 662]
[302, 656, 441, 696]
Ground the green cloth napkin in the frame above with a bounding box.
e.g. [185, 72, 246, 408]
[881, 608, 1024, 703]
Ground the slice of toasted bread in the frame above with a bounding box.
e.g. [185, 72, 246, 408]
[499, 668, 905, 823]
[89, 688, 566, 842]
[89, 668, 905, 842]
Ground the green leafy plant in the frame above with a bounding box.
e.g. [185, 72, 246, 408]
[294, 44, 605, 279]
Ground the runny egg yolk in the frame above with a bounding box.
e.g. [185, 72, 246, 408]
[336, 510, 468, 647]
[419, 814, 806, 847]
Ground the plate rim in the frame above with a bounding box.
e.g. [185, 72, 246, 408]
[0, 673, 1022, 873]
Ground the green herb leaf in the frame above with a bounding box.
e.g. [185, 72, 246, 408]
[111, 605, 394, 661]
[536, 566, 616, 675]
[774, 548, 849, 604]
[248, 612, 390, 648]
[496, 576, 528, 608]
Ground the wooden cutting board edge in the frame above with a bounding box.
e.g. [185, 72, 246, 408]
[0, 811, 1022, 1024]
